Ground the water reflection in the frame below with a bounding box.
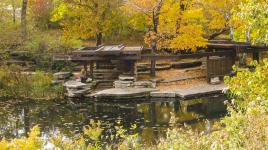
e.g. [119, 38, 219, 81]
[0, 95, 227, 144]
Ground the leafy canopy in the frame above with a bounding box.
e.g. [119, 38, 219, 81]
[51, 0, 123, 45]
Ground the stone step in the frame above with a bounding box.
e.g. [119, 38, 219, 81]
[96, 82, 114, 89]
[114, 80, 134, 88]
[171, 61, 202, 69]
[96, 80, 115, 83]
[94, 69, 120, 73]
[118, 75, 136, 81]
[93, 72, 120, 76]
[94, 77, 118, 81]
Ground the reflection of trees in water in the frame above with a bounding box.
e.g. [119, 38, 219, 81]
[0, 101, 27, 139]
[0, 96, 226, 144]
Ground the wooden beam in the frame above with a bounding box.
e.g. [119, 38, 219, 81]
[54, 51, 233, 62]
[90, 61, 94, 78]
[83, 63, 88, 77]
[253, 52, 260, 62]
[141, 51, 233, 60]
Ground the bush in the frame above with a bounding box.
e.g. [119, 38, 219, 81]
[156, 60, 268, 149]
[0, 65, 63, 100]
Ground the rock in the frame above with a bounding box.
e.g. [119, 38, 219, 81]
[64, 81, 87, 89]
[54, 72, 72, 80]
[114, 80, 134, 88]
[52, 80, 62, 85]
[86, 78, 93, 83]
[134, 81, 156, 88]
[210, 77, 221, 85]
[67, 88, 91, 94]
[64, 80, 93, 97]
[119, 75, 136, 81]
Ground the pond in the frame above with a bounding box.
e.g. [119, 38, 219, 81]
[0, 95, 227, 145]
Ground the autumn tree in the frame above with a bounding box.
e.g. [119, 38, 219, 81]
[52, 0, 123, 46]
[231, 0, 268, 44]
[0, 0, 22, 52]
[21, 0, 28, 38]
[201, 0, 245, 40]
[28, 0, 53, 29]
[125, 0, 208, 51]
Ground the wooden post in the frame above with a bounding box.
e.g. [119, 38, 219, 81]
[253, 52, 260, 63]
[150, 102, 157, 125]
[134, 61, 138, 80]
[207, 56, 210, 83]
[90, 61, 94, 78]
[83, 63, 88, 77]
[151, 42, 156, 77]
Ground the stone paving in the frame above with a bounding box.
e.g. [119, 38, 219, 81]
[150, 83, 228, 99]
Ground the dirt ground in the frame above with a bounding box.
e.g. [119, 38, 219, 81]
[157, 78, 208, 91]
[138, 66, 209, 91]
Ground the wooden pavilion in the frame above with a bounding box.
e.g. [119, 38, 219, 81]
[54, 40, 268, 87]
[54, 44, 143, 88]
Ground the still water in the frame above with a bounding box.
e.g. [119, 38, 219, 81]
[0, 95, 227, 144]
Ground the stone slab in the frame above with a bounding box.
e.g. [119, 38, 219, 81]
[93, 88, 158, 100]
[64, 81, 87, 89]
[175, 83, 228, 99]
[150, 91, 176, 98]
[119, 75, 136, 81]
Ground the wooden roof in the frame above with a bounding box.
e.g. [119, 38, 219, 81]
[207, 39, 268, 52]
[72, 44, 143, 56]
[54, 44, 143, 61]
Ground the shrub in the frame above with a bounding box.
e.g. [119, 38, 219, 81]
[0, 65, 63, 100]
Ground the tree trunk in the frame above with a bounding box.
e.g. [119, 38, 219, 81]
[150, 0, 163, 77]
[12, 0, 16, 24]
[152, 0, 163, 33]
[21, 0, 28, 39]
[230, 27, 234, 40]
[96, 32, 102, 46]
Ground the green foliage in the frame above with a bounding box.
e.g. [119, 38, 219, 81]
[225, 60, 268, 108]
[51, 0, 125, 45]
[156, 60, 268, 149]
[232, 0, 268, 44]
[0, 65, 63, 100]
[0, 125, 43, 150]
[28, 0, 54, 29]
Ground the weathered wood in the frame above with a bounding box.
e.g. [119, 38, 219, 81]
[83, 63, 88, 77]
[141, 51, 233, 60]
[253, 52, 260, 62]
[90, 62, 94, 78]
[207, 57, 233, 83]
[171, 61, 202, 69]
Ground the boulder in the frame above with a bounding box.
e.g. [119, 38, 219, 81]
[114, 80, 134, 88]
[64, 81, 87, 89]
